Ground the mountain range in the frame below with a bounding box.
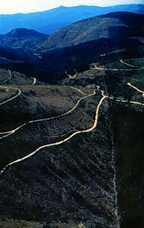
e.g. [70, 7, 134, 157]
[0, 4, 144, 228]
[0, 4, 144, 34]
[0, 11, 144, 82]
[0, 11, 143, 52]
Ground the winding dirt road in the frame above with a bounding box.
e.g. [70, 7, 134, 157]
[0, 86, 21, 106]
[0, 88, 94, 139]
[0, 58, 144, 174]
[92, 59, 144, 72]
[32, 77, 37, 85]
[70, 86, 86, 95]
[127, 82, 144, 94]
[120, 59, 135, 68]
[65, 72, 78, 80]
[0, 91, 107, 174]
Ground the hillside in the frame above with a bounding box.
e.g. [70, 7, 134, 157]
[32, 12, 143, 82]
[0, 12, 143, 83]
[0, 55, 144, 228]
[0, 28, 48, 50]
[0, 4, 143, 34]
[0, 70, 117, 228]
[0, 5, 143, 227]
[40, 12, 144, 50]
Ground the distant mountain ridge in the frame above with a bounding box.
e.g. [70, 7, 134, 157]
[0, 4, 144, 34]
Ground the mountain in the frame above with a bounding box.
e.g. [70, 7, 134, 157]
[39, 12, 144, 51]
[0, 4, 144, 34]
[0, 28, 48, 51]
[0, 8, 144, 228]
[1, 12, 143, 52]
[0, 12, 143, 82]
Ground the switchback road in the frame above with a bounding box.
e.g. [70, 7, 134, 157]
[0, 88, 95, 139]
[0, 90, 107, 174]
[0, 86, 21, 106]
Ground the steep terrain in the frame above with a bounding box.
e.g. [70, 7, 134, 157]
[0, 10, 144, 228]
[0, 55, 144, 228]
[0, 67, 119, 228]
[40, 12, 144, 50]
[0, 99, 117, 228]
[0, 12, 143, 83]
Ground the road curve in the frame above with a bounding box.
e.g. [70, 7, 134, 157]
[91, 59, 144, 72]
[8, 70, 13, 80]
[0, 93, 107, 174]
[70, 86, 86, 96]
[120, 59, 135, 68]
[66, 72, 77, 80]
[127, 82, 144, 94]
[0, 89, 95, 139]
[0, 123, 26, 140]
[32, 77, 37, 85]
[130, 100, 144, 106]
[0, 86, 21, 106]
[1, 82, 144, 140]
[29, 89, 93, 124]
[1, 70, 12, 84]
[108, 82, 144, 106]
[1, 60, 144, 173]
[109, 96, 144, 107]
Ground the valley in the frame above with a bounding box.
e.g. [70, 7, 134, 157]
[0, 5, 144, 228]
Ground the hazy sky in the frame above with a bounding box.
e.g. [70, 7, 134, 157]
[0, 0, 143, 14]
